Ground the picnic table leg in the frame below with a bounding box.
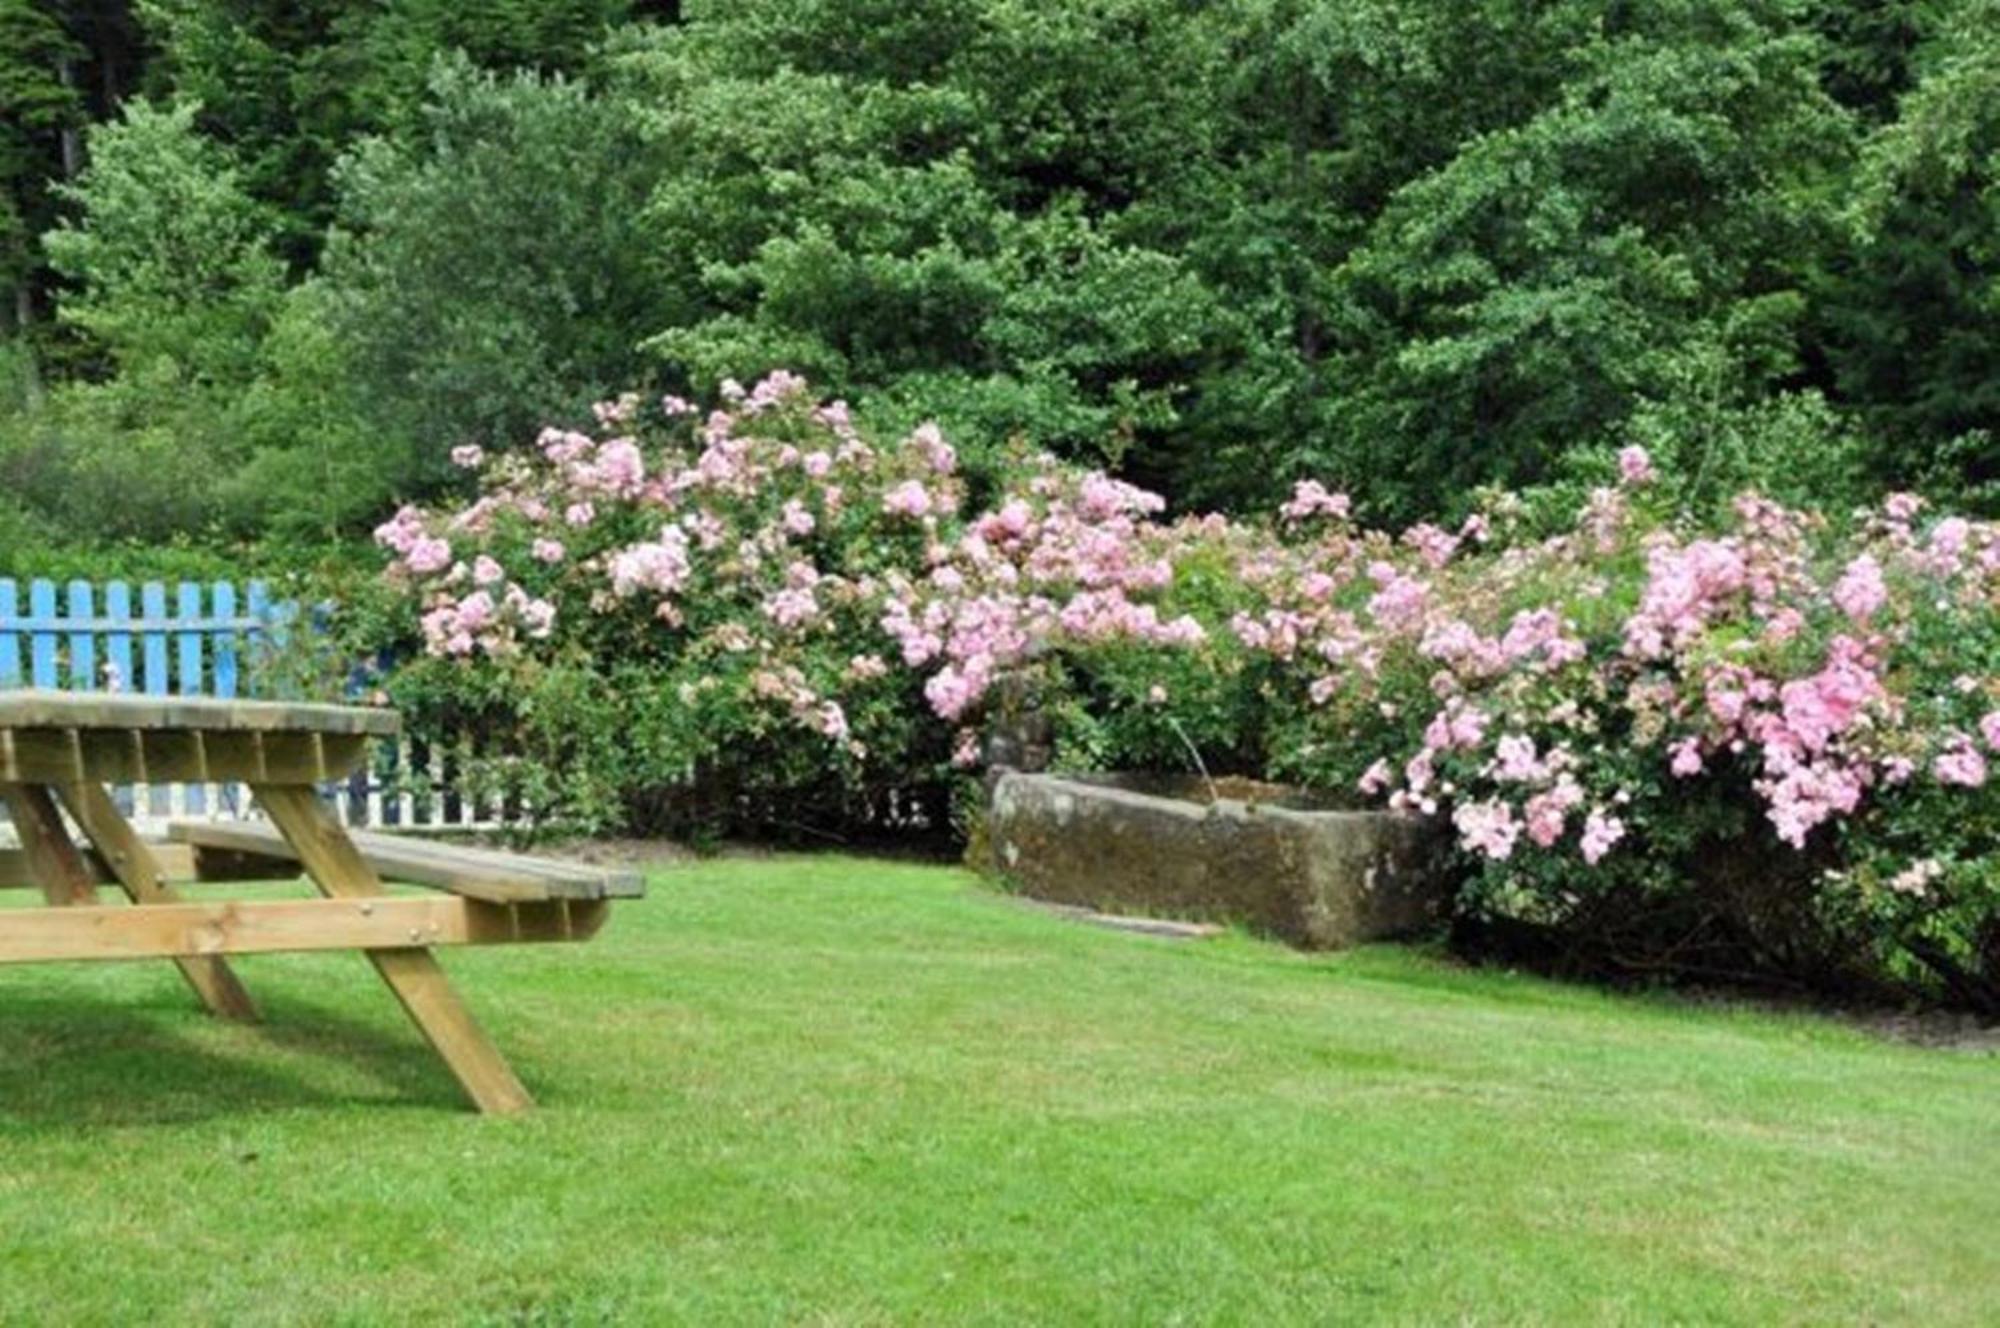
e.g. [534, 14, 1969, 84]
[252, 783, 534, 1115]
[53, 781, 260, 1022]
[1, 783, 101, 906]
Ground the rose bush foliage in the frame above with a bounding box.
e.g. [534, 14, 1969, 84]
[378, 373, 2000, 1009]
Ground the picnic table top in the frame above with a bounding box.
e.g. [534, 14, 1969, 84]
[0, 689, 401, 738]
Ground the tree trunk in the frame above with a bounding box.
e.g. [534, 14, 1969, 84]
[58, 55, 82, 179]
[9, 286, 43, 402]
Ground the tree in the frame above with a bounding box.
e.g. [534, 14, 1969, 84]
[2, 98, 281, 543]
[42, 97, 282, 382]
[136, 0, 654, 264]
[312, 55, 671, 488]
[1816, 0, 2000, 498]
[1296, 3, 1857, 519]
[0, 0, 84, 337]
[612, 1, 1871, 517]
[613, 1, 1239, 476]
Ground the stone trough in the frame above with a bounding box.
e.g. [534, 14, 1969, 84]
[978, 771, 1446, 949]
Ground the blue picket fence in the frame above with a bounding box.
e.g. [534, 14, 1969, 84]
[0, 577, 282, 697]
[0, 578, 503, 833]
[0, 577, 288, 821]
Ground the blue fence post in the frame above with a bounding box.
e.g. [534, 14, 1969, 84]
[103, 581, 134, 694]
[211, 581, 239, 700]
[175, 582, 204, 699]
[66, 580, 95, 690]
[140, 582, 171, 694]
[29, 579, 57, 687]
[0, 579, 19, 687]
[246, 580, 271, 683]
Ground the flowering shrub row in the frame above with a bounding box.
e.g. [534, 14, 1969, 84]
[1244, 455, 2000, 1007]
[376, 373, 2000, 1008]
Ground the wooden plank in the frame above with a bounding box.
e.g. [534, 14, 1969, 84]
[140, 582, 170, 695]
[0, 613, 268, 633]
[245, 580, 273, 683]
[28, 580, 57, 689]
[178, 822, 552, 903]
[0, 782, 100, 905]
[0, 690, 400, 737]
[101, 582, 142, 822]
[210, 583, 243, 816]
[364, 837, 645, 897]
[361, 836, 645, 894]
[55, 782, 260, 1019]
[0, 893, 603, 965]
[254, 784, 537, 1115]
[254, 581, 292, 677]
[169, 819, 645, 901]
[395, 736, 415, 828]
[0, 727, 371, 785]
[0, 842, 195, 889]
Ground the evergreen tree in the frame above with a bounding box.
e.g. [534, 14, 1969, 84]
[0, 0, 84, 336]
[1817, 0, 2000, 496]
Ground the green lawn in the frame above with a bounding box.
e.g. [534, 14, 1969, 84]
[0, 856, 1995, 1325]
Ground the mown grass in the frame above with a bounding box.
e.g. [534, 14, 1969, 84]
[0, 855, 1995, 1325]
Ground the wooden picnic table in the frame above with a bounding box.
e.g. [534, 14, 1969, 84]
[0, 689, 634, 1114]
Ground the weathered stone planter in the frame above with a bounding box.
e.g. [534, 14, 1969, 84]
[978, 771, 1446, 949]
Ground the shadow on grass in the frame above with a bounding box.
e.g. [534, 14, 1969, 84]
[0, 988, 464, 1131]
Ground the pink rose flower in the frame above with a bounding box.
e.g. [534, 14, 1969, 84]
[1616, 446, 1655, 486]
[1580, 809, 1626, 864]
[1934, 739, 1988, 788]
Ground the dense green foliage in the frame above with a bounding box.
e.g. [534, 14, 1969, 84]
[1821, 0, 2000, 497]
[138, 0, 646, 262]
[3, 0, 1999, 569]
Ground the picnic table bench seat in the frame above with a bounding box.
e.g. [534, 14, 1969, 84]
[168, 820, 646, 906]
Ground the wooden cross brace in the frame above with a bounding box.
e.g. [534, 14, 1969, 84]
[0, 780, 594, 1115]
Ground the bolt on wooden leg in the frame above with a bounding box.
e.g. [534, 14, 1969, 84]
[54, 781, 259, 1021]
[253, 783, 533, 1114]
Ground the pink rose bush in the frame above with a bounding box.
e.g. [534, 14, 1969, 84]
[370, 371, 1247, 838]
[877, 465, 1248, 771]
[376, 372, 2000, 1009]
[1241, 465, 2000, 1007]
[373, 372, 981, 830]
